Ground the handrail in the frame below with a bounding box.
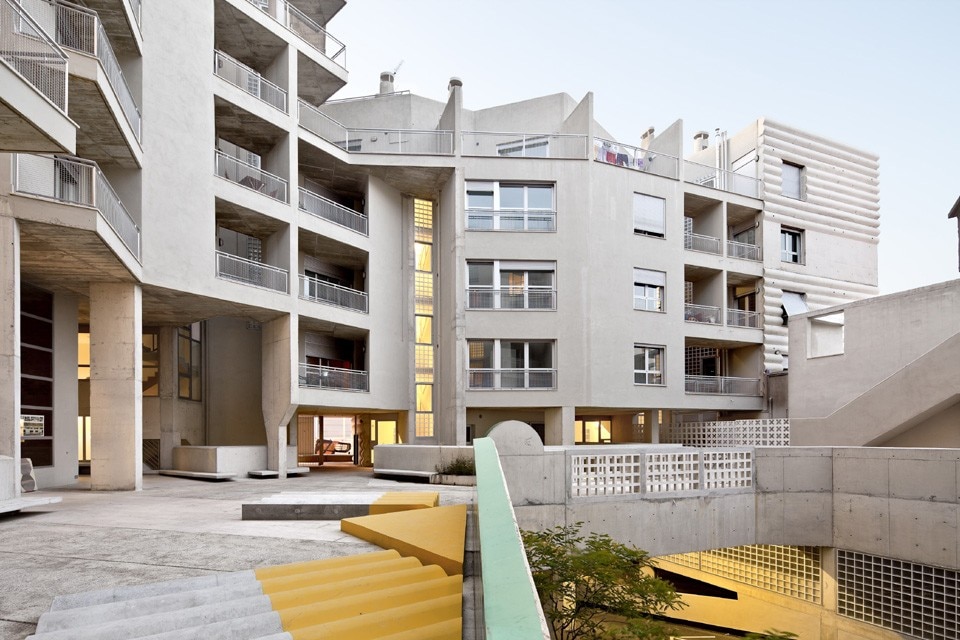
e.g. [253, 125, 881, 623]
[214, 150, 288, 202]
[215, 250, 288, 293]
[594, 137, 680, 179]
[213, 49, 287, 112]
[465, 208, 556, 232]
[298, 363, 368, 392]
[299, 274, 368, 313]
[245, 0, 346, 70]
[467, 368, 557, 390]
[684, 303, 721, 324]
[298, 187, 368, 235]
[685, 375, 761, 396]
[727, 239, 761, 261]
[462, 131, 588, 159]
[684, 160, 761, 199]
[684, 231, 722, 255]
[727, 308, 762, 329]
[465, 287, 557, 310]
[0, 0, 69, 111]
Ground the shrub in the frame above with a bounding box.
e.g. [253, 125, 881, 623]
[435, 455, 475, 476]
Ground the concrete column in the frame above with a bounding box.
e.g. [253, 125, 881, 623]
[0, 216, 21, 500]
[48, 294, 78, 487]
[649, 409, 661, 444]
[262, 314, 296, 477]
[157, 326, 180, 469]
[544, 406, 574, 446]
[820, 547, 839, 640]
[89, 283, 142, 491]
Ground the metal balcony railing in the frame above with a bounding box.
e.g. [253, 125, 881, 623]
[594, 137, 680, 179]
[213, 49, 287, 112]
[465, 288, 556, 310]
[465, 209, 556, 232]
[128, 0, 141, 26]
[299, 275, 368, 313]
[684, 303, 721, 324]
[299, 363, 368, 392]
[246, 0, 346, 69]
[684, 231, 722, 255]
[461, 131, 588, 159]
[467, 368, 557, 390]
[685, 375, 761, 396]
[684, 160, 761, 198]
[12, 154, 141, 259]
[298, 100, 454, 155]
[0, 0, 68, 111]
[215, 251, 288, 293]
[727, 308, 762, 329]
[727, 239, 762, 261]
[298, 187, 367, 235]
[214, 150, 288, 202]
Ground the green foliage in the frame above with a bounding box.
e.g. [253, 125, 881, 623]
[745, 631, 799, 640]
[434, 455, 475, 476]
[521, 522, 685, 640]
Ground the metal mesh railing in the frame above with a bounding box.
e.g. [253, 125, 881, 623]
[215, 251, 288, 293]
[465, 209, 556, 231]
[213, 49, 287, 112]
[727, 308, 762, 328]
[462, 131, 588, 159]
[684, 231, 722, 254]
[594, 137, 679, 179]
[467, 368, 557, 390]
[684, 303, 721, 324]
[298, 188, 367, 235]
[684, 160, 761, 198]
[0, 0, 68, 111]
[299, 275, 367, 312]
[13, 154, 141, 259]
[245, 0, 346, 68]
[685, 375, 761, 396]
[465, 288, 556, 310]
[298, 363, 368, 392]
[727, 239, 761, 261]
[214, 150, 288, 202]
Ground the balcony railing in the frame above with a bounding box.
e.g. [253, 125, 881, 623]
[246, 0, 346, 69]
[213, 49, 287, 112]
[466, 288, 557, 310]
[684, 303, 721, 324]
[685, 375, 761, 396]
[298, 187, 367, 235]
[299, 363, 368, 392]
[12, 154, 141, 259]
[462, 132, 588, 159]
[128, 0, 141, 27]
[468, 369, 557, 390]
[727, 308, 762, 329]
[466, 209, 556, 232]
[0, 0, 68, 111]
[594, 137, 679, 179]
[34, 0, 142, 139]
[214, 150, 288, 202]
[684, 160, 761, 198]
[216, 251, 288, 293]
[684, 231, 722, 255]
[727, 239, 762, 261]
[299, 275, 367, 313]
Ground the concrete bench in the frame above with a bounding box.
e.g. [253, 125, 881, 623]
[247, 468, 310, 479]
[158, 470, 236, 481]
[373, 468, 436, 481]
[0, 496, 62, 514]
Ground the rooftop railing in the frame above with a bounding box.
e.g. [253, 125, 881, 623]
[299, 363, 368, 392]
[298, 187, 368, 235]
[727, 239, 762, 261]
[12, 153, 141, 259]
[214, 150, 288, 202]
[299, 274, 368, 313]
[298, 100, 454, 155]
[685, 375, 761, 396]
[462, 131, 588, 159]
[466, 287, 556, 310]
[465, 209, 556, 232]
[594, 137, 679, 179]
[213, 49, 287, 112]
[0, 0, 69, 112]
[684, 231, 722, 255]
[684, 160, 761, 199]
[215, 251, 288, 293]
[727, 308, 762, 329]
[684, 303, 721, 324]
[468, 368, 557, 390]
[245, 0, 346, 69]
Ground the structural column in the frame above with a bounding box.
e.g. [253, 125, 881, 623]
[544, 406, 575, 446]
[0, 216, 21, 499]
[89, 282, 142, 490]
[157, 326, 180, 470]
[262, 314, 297, 477]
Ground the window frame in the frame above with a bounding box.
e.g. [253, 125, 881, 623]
[465, 181, 556, 231]
[633, 192, 666, 238]
[633, 344, 665, 386]
[780, 227, 804, 264]
[467, 259, 556, 310]
[633, 268, 665, 312]
[466, 338, 556, 390]
[178, 323, 202, 401]
[781, 161, 804, 200]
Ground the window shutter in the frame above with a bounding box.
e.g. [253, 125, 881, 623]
[782, 162, 801, 199]
[633, 193, 665, 236]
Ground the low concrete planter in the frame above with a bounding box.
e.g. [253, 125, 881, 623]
[431, 474, 477, 486]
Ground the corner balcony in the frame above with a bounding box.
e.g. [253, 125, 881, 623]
[13, 153, 141, 260]
[593, 137, 679, 179]
[298, 363, 368, 392]
[465, 288, 556, 310]
[214, 49, 287, 113]
[684, 231, 722, 255]
[727, 239, 762, 261]
[468, 369, 557, 390]
[215, 251, 288, 293]
[299, 274, 367, 313]
[684, 160, 761, 199]
[462, 132, 588, 159]
[298, 187, 367, 235]
[685, 375, 761, 396]
[245, 0, 346, 70]
[214, 150, 288, 202]
[0, 0, 74, 153]
[298, 100, 454, 155]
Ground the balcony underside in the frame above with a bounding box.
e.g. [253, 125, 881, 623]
[138, 283, 288, 326]
[0, 65, 75, 154]
[79, 0, 141, 55]
[69, 72, 141, 168]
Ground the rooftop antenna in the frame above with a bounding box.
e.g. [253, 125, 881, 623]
[392, 60, 404, 75]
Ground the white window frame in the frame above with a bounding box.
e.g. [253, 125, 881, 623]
[467, 260, 556, 310]
[465, 181, 556, 231]
[633, 268, 665, 312]
[780, 227, 803, 263]
[633, 192, 666, 238]
[467, 339, 556, 389]
[634, 344, 664, 386]
[781, 161, 804, 200]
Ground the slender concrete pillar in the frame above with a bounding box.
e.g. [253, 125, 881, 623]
[89, 283, 142, 491]
[0, 216, 21, 499]
[262, 315, 296, 477]
[157, 326, 180, 469]
[819, 547, 839, 640]
[544, 406, 575, 446]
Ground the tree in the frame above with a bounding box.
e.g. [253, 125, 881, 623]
[521, 523, 685, 640]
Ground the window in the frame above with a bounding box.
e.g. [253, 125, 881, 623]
[574, 418, 612, 444]
[633, 268, 665, 312]
[780, 227, 803, 263]
[467, 339, 555, 389]
[465, 181, 555, 231]
[808, 312, 844, 358]
[781, 161, 804, 200]
[633, 192, 665, 238]
[467, 260, 556, 310]
[780, 290, 808, 326]
[143, 330, 160, 397]
[634, 345, 664, 385]
[178, 323, 202, 401]
[497, 136, 549, 158]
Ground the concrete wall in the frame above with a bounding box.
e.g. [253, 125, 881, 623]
[373, 443, 473, 474]
[172, 444, 297, 475]
[205, 317, 264, 445]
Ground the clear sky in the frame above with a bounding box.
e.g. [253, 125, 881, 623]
[328, 0, 959, 293]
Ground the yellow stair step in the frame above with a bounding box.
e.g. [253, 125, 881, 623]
[288, 593, 462, 640]
[260, 556, 423, 594]
[267, 564, 447, 609]
[370, 491, 440, 515]
[254, 549, 400, 580]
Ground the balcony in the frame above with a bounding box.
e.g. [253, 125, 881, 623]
[684, 160, 761, 199]
[215, 251, 288, 292]
[468, 369, 557, 390]
[214, 150, 288, 202]
[727, 239, 762, 261]
[684, 303, 721, 324]
[245, 0, 346, 70]
[299, 274, 367, 313]
[465, 288, 556, 310]
[299, 363, 368, 392]
[593, 137, 679, 179]
[299, 100, 454, 155]
[213, 49, 287, 112]
[684, 231, 722, 255]
[465, 209, 556, 232]
[298, 187, 367, 235]
[685, 375, 761, 396]
[13, 153, 141, 259]
[727, 308, 762, 329]
[462, 132, 588, 159]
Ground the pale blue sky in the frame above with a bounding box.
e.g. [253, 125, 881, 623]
[330, 0, 959, 293]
